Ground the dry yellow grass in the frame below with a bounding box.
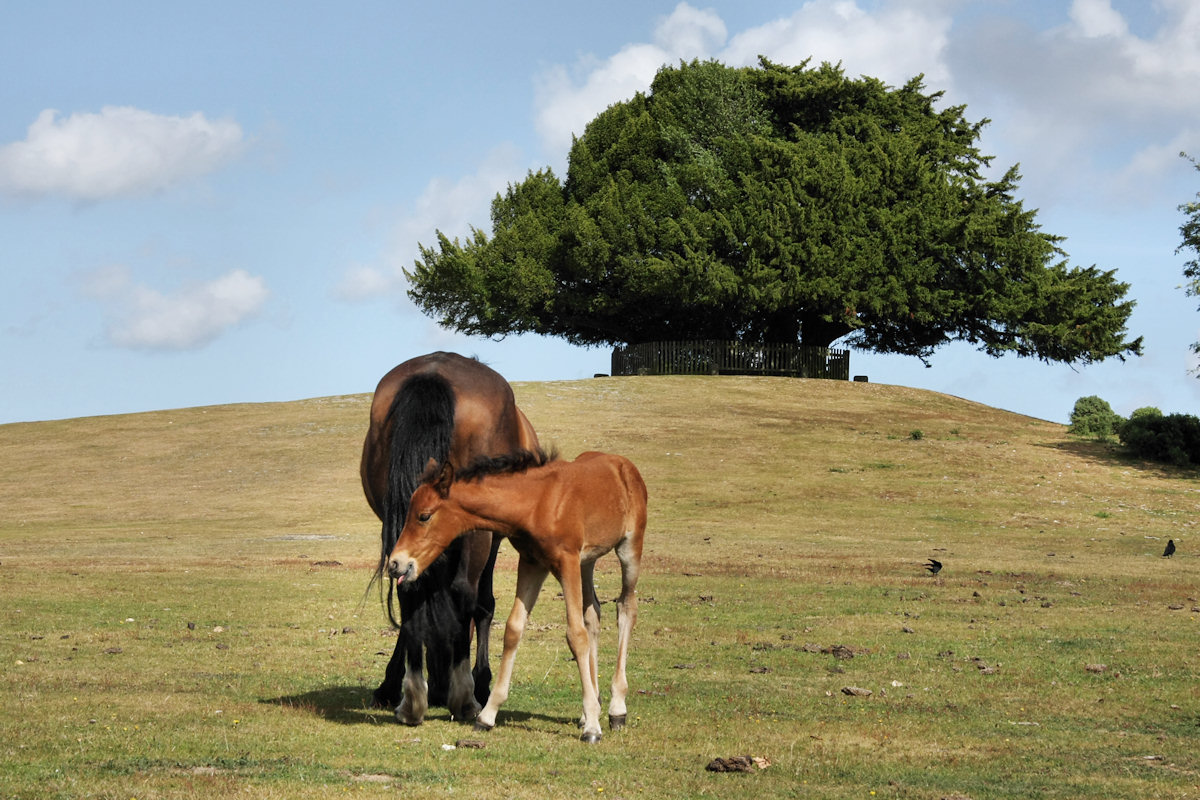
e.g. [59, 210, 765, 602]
[1, 376, 1197, 799]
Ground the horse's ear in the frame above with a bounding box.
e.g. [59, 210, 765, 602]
[435, 461, 454, 497]
[419, 458, 440, 484]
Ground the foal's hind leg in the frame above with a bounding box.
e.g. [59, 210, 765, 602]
[608, 533, 642, 730]
[579, 561, 601, 729]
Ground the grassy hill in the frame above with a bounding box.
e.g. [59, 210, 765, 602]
[1, 376, 1196, 799]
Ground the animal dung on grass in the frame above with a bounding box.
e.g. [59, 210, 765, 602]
[705, 755, 770, 772]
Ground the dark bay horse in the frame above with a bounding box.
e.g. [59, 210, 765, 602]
[387, 449, 647, 743]
[360, 352, 539, 724]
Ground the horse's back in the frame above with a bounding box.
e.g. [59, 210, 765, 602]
[362, 353, 536, 513]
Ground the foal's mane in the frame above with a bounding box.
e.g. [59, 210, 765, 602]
[418, 447, 558, 486]
[455, 447, 558, 483]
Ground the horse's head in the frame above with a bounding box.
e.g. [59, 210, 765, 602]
[387, 460, 461, 588]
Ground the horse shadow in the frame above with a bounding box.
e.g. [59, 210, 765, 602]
[261, 686, 389, 726]
[261, 686, 571, 730]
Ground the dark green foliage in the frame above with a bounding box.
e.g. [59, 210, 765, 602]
[1068, 396, 1123, 439]
[1178, 153, 1200, 364]
[409, 59, 1142, 365]
[1119, 410, 1200, 467]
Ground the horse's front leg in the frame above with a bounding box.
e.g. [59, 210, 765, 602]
[475, 557, 547, 732]
[395, 632, 428, 726]
[561, 563, 603, 743]
[372, 628, 406, 709]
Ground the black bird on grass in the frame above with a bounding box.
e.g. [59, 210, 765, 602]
[925, 558, 943, 575]
[1162, 539, 1176, 558]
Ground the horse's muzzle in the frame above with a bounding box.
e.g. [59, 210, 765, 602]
[388, 556, 418, 588]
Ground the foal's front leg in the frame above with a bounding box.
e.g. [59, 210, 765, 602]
[475, 557, 547, 732]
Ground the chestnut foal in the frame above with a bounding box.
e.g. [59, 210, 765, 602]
[387, 450, 647, 743]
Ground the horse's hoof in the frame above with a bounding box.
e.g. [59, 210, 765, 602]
[395, 707, 425, 727]
[609, 714, 626, 731]
[473, 720, 494, 733]
[452, 702, 482, 723]
[580, 731, 602, 744]
[371, 690, 397, 710]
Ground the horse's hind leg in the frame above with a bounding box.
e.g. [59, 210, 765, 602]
[447, 616, 481, 722]
[609, 533, 642, 730]
[471, 537, 502, 707]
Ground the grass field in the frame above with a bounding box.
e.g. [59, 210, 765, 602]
[1, 375, 1197, 799]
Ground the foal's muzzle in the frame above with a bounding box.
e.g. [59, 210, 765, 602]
[388, 556, 418, 588]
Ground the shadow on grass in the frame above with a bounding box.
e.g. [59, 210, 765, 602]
[1036, 438, 1199, 478]
[262, 686, 388, 725]
[261, 686, 572, 731]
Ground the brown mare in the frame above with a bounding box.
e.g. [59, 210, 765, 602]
[360, 352, 538, 725]
[387, 449, 647, 743]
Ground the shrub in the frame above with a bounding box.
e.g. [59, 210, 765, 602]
[1068, 396, 1123, 440]
[1119, 411, 1200, 467]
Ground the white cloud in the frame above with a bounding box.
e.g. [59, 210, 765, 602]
[334, 145, 524, 303]
[0, 106, 244, 201]
[532, 1, 953, 158]
[534, 3, 729, 157]
[949, 0, 1200, 200]
[85, 265, 268, 350]
[720, 1, 952, 86]
[1068, 0, 1128, 39]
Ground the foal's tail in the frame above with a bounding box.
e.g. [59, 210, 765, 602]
[377, 373, 455, 623]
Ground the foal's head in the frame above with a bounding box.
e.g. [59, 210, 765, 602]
[386, 448, 554, 588]
[386, 460, 463, 587]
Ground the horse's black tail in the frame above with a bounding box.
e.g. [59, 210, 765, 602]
[378, 373, 455, 626]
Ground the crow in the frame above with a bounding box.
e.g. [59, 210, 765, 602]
[925, 558, 942, 575]
[1162, 539, 1176, 558]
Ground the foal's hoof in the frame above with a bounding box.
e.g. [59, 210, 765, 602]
[472, 720, 494, 733]
[580, 731, 602, 744]
[609, 714, 627, 731]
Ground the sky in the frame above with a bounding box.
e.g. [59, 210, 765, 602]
[2, 0, 1199, 425]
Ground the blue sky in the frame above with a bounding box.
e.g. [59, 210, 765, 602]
[2, 0, 1199, 424]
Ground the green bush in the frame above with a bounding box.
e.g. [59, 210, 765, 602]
[1119, 411, 1200, 467]
[1068, 396, 1123, 440]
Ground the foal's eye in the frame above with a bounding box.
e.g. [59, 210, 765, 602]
[418, 511, 432, 523]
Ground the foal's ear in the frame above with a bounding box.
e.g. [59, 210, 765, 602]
[435, 461, 454, 498]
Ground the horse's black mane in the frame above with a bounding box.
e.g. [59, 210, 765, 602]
[454, 446, 558, 483]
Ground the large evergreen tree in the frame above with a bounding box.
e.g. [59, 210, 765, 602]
[1179, 152, 1200, 367]
[408, 59, 1142, 365]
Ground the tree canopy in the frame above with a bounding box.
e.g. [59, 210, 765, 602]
[1179, 152, 1200, 367]
[408, 58, 1142, 365]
